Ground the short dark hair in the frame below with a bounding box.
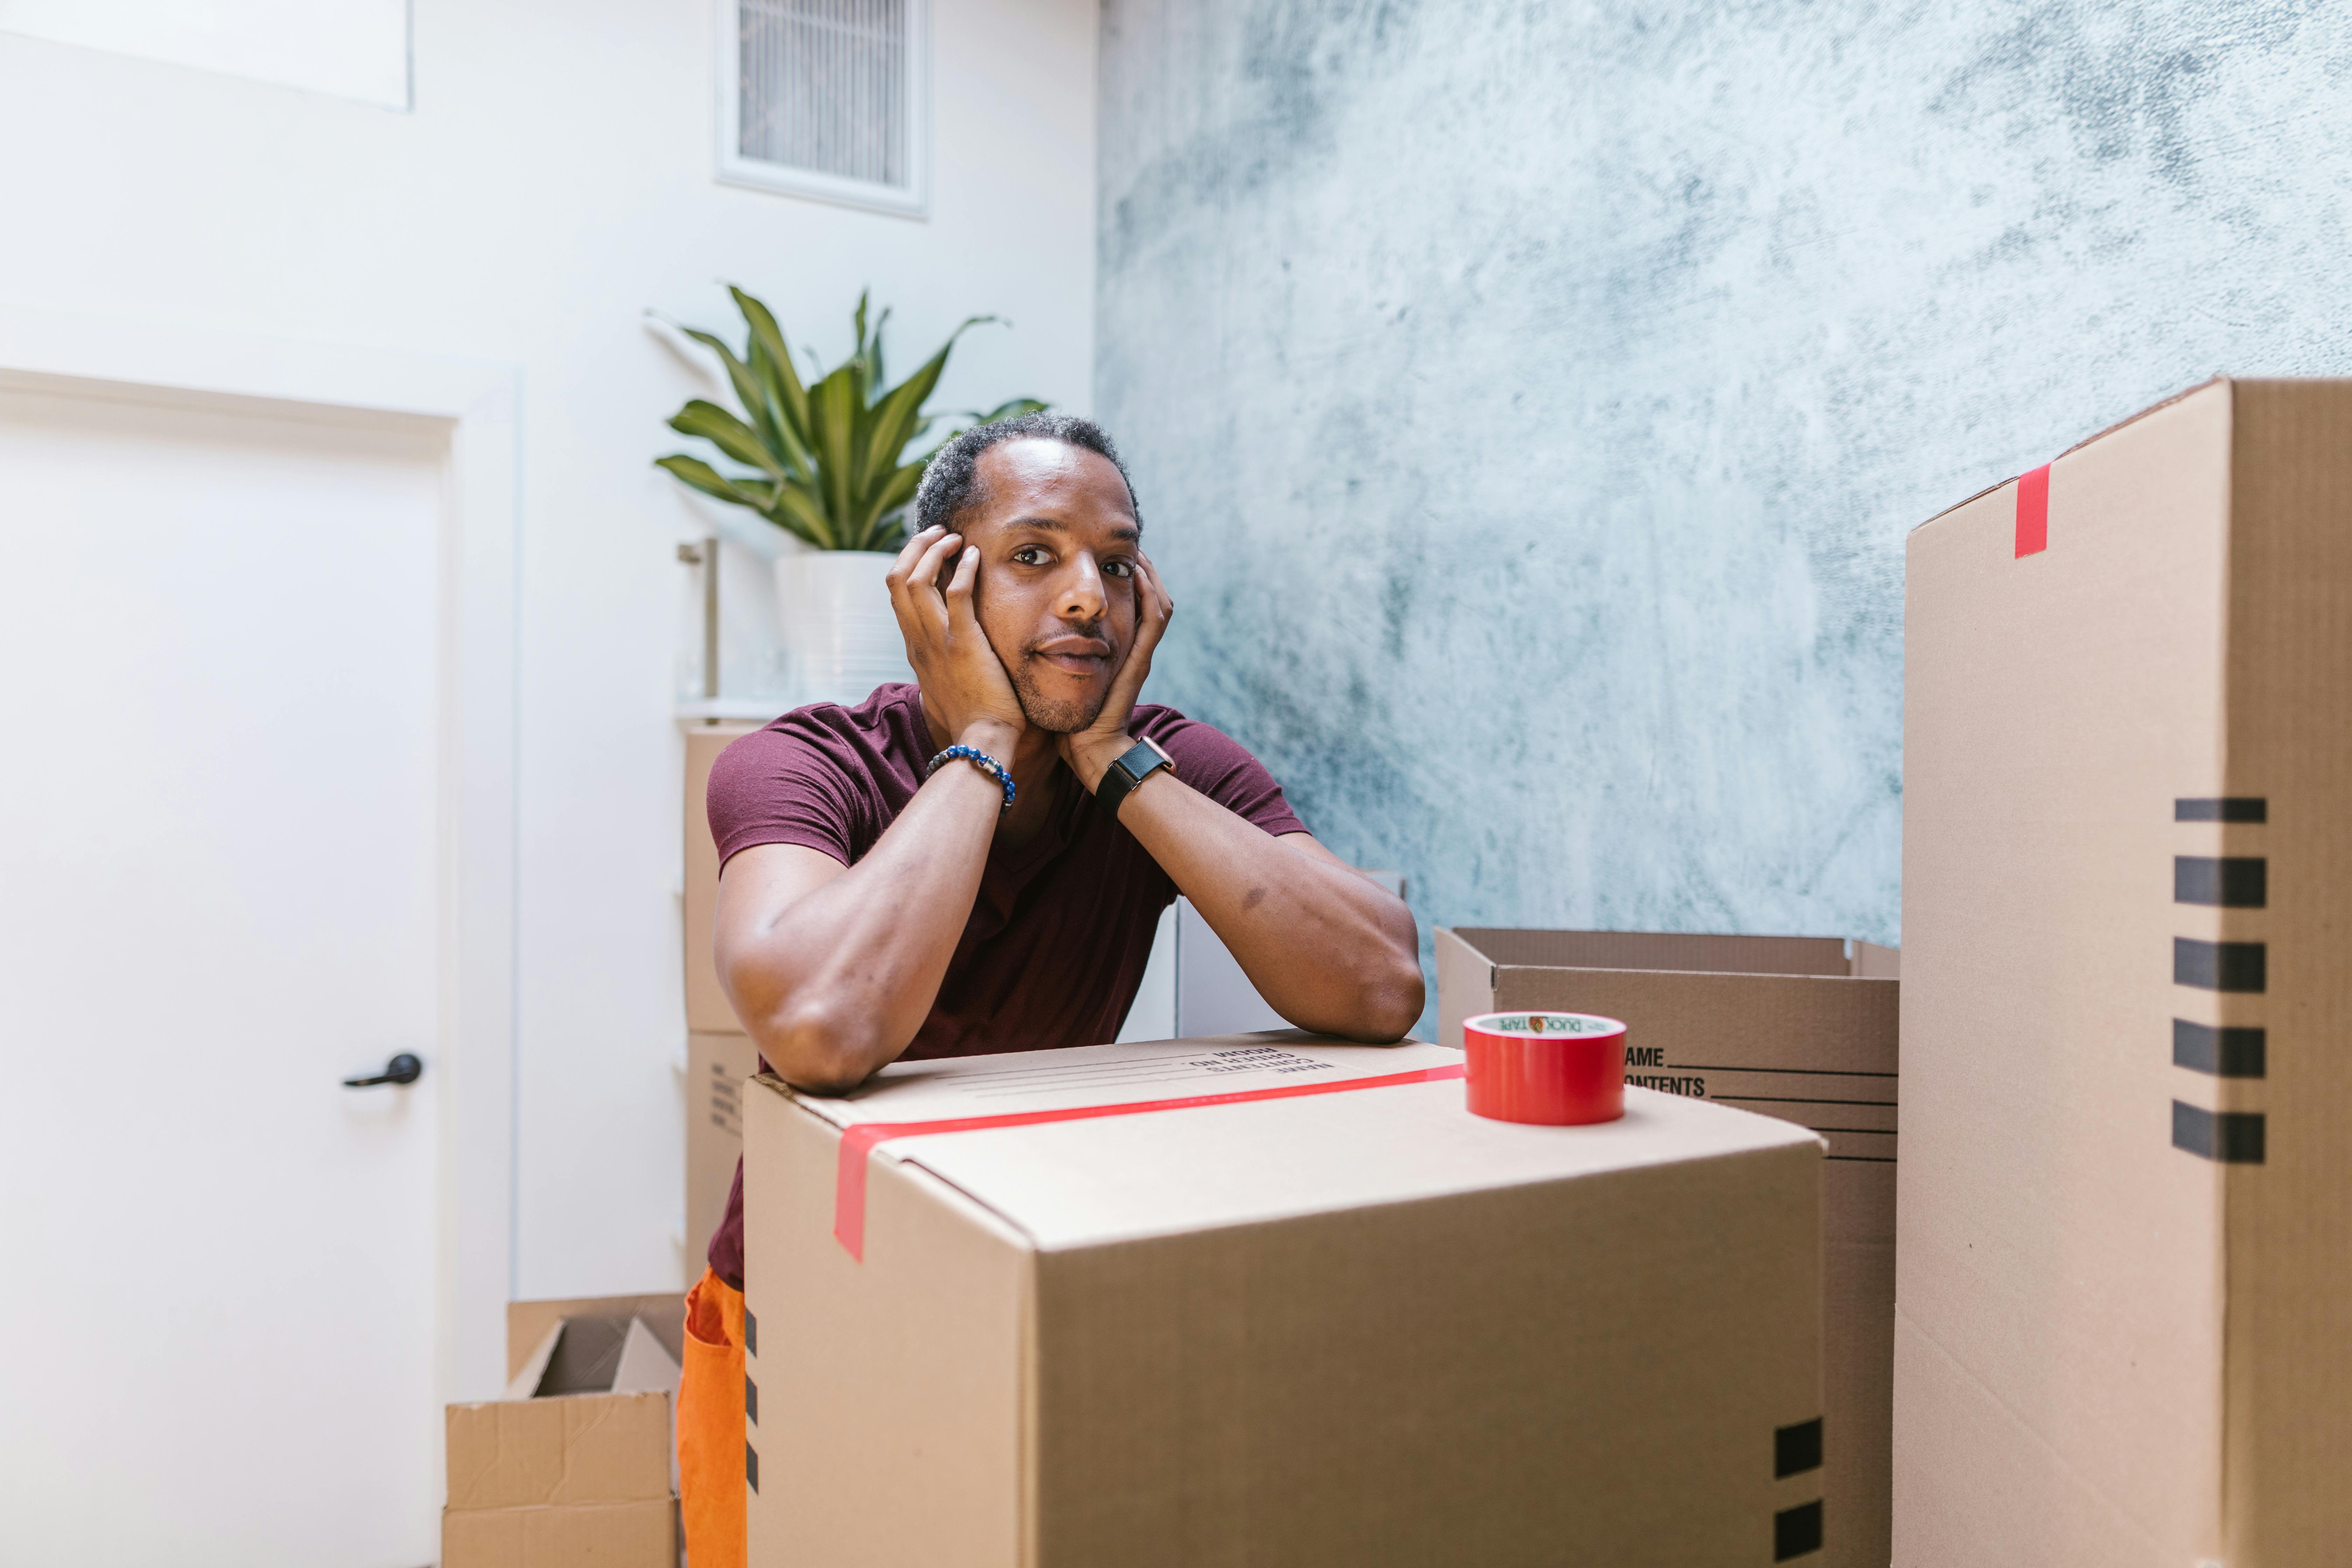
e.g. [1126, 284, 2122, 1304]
[911, 412, 1140, 537]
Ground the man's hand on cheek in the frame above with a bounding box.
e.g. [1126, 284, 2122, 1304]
[887, 525, 1029, 755]
[1059, 550, 1174, 791]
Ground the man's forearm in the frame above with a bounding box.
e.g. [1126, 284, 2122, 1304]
[1112, 774, 1425, 1041]
[718, 738, 1010, 1090]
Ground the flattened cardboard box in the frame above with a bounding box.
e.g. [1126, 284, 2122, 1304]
[1436, 928, 1896, 1568]
[1899, 378, 2352, 1566]
[743, 1033, 1829, 1567]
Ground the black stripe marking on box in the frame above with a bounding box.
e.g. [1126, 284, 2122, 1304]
[1773, 1499, 1824, 1560]
[2173, 1102, 2266, 1163]
[746, 1442, 760, 1492]
[2176, 798, 2267, 822]
[2175, 856, 2267, 908]
[2172, 1019, 2266, 1078]
[1775, 1418, 1823, 1478]
[744, 1308, 757, 1357]
[2174, 938, 2266, 992]
[746, 1374, 758, 1425]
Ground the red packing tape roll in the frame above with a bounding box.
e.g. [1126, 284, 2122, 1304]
[1462, 1012, 1627, 1125]
[830, 1062, 1466, 1260]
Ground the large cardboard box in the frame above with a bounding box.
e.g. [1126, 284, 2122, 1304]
[1435, 928, 1897, 1568]
[1899, 378, 2352, 1564]
[443, 1298, 684, 1566]
[743, 1033, 1830, 1566]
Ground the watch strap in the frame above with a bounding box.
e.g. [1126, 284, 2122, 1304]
[1095, 737, 1174, 824]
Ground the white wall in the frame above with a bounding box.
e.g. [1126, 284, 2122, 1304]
[0, 0, 1098, 1299]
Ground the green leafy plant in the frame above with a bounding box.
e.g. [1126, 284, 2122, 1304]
[655, 286, 1045, 552]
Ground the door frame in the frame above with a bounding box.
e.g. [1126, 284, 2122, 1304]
[0, 302, 520, 1405]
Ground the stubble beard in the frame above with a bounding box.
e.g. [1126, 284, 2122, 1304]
[1009, 654, 1110, 735]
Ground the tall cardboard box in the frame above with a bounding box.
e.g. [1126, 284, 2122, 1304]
[443, 1297, 684, 1566]
[743, 1034, 1830, 1566]
[684, 722, 759, 1273]
[1899, 379, 2352, 1564]
[1436, 928, 1897, 1568]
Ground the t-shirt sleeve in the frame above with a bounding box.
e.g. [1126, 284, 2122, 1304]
[705, 721, 872, 869]
[1139, 712, 1309, 839]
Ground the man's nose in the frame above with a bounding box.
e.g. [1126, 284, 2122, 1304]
[1057, 553, 1107, 624]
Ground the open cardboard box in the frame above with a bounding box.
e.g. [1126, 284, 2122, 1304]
[1436, 927, 1896, 1568]
[442, 1294, 685, 1567]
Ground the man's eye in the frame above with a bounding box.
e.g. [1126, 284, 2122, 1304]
[1011, 547, 1048, 566]
[1104, 560, 1135, 579]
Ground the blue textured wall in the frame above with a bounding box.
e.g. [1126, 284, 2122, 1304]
[1097, 1, 2352, 1031]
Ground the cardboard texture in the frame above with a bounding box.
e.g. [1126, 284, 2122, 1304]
[743, 1033, 1827, 1567]
[446, 1306, 684, 1568]
[688, 1031, 762, 1268]
[682, 722, 757, 1034]
[1898, 378, 2352, 1565]
[442, 1499, 677, 1566]
[1436, 928, 1897, 1568]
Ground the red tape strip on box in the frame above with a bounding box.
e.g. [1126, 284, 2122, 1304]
[832, 1062, 1467, 1259]
[2015, 463, 2050, 557]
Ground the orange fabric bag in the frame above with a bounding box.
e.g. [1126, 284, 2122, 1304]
[678, 1268, 746, 1568]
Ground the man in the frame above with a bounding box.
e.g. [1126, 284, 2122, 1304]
[674, 413, 1425, 1566]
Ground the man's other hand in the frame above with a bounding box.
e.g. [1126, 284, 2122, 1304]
[1059, 549, 1174, 790]
[889, 524, 1027, 755]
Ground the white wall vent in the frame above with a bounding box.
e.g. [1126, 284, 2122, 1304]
[717, 0, 928, 218]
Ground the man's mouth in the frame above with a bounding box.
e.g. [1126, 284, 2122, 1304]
[1030, 634, 1113, 676]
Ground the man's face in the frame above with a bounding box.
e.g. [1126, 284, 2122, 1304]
[957, 438, 1142, 734]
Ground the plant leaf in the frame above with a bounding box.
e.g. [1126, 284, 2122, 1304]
[770, 477, 838, 550]
[856, 461, 927, 550]
[655, 454, 765, 510]
[854, 315, 997, 501]
[967, 397, 1049, 426]
[668, 400, 785, 477]
[729, 286, 812, 444]
[670, 324, 770, 430]
[808, 362, 861, 541]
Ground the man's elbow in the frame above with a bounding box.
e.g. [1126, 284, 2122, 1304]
[1328, 953, 1424, 1044]
[750, 996, 880, 1095]
[1363, 961, 1427, 1043]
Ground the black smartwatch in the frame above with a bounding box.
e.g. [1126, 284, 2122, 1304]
[1094, 736, 1175, 824]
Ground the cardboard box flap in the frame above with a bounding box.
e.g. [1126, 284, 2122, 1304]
[1450, 927, 1876, 979]
[503, 1321, 564, 1401]
[506, 1293, 684, 1383]
[1909, 377, 2235, 538]
[771, 1035, 1821, 1252]
[609, 1317, 681, 1397]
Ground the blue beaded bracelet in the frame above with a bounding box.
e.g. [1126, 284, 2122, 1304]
[925, 744, 1016, 812]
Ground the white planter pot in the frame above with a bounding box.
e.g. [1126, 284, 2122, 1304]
[772, 547, 913, 706]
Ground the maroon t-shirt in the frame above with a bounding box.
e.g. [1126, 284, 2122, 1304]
[703, 682, 1308, 1285]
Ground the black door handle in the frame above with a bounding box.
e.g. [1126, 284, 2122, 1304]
[343, 1053, 424, 1088]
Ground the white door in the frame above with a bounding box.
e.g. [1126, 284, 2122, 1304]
[0, 384, 449, 1565]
